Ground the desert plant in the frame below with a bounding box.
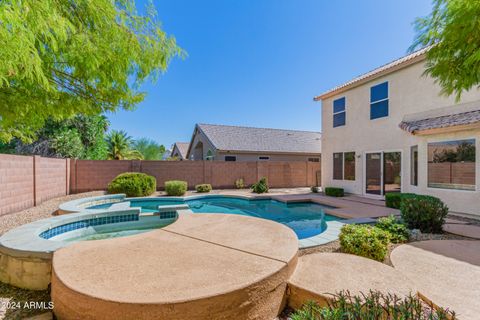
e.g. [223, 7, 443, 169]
[195, 184, 212, 193]
[251, 177, 269, 194]
[324, 187, 344, 197]
[235, 178, 245, 189]
[339, 224, 390, 262]
[375, 215, 409, 243]
[385, 192, 416, 209]
[107, 172, 156, 197]
[401, 195, 448, 233]
[165, 180, 188, 196]
[290, 290, 455, 320]
[311, 186, 320, 193]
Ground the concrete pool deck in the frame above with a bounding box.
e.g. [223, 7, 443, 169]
[391, 240, 480, 320]
[51, 213, 298, 320]
[287, 253, 416, 310]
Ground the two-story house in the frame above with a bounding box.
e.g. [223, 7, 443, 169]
[315, 47, 480, 217]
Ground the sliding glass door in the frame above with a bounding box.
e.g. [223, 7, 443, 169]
[365, 151, 401, 196]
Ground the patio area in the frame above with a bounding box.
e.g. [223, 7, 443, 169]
[1, 189, 480, 319]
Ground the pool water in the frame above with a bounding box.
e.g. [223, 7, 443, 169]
[64, 227, 155, 242]
[89, 197, 339, 239]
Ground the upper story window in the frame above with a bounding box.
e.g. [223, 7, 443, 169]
[258, 156, 270, 160]
[333, 97, 346, 127]
[225, 156, 236, 162]
[370, 82, 389, 120]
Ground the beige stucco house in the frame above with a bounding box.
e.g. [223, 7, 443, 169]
[170, 142, 189, 160]
[186, 123, 321, 162]
[315, 47, 480, 217]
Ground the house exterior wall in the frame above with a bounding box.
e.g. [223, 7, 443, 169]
[216, 151, 320, 162]
[171, 145, 185, 160]
[188, 129, 217, 160]
[320, 61, 480, 216]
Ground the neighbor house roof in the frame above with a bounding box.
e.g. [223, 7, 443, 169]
[314, 47, 430, 101]
[193, 124, 321, 154]
[171, 142, 190, 158]
[399, 110, 480, 135]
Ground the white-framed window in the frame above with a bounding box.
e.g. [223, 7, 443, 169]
[428, 139, 475, 191]
[333, 152, 355, 180]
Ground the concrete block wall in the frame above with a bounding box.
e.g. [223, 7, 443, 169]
[0, 154, 70, 216]
[70, 160, 321, 192]
[0, 154, 34, 215]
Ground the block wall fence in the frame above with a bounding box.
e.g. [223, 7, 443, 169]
[1, 154, 320, 216]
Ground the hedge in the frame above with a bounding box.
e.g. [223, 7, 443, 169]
[324, 187, 344, 197]
[165, 180, 188, 196]
[107, 172, 156, 197]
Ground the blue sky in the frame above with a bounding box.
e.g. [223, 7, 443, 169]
[107, 0, 432, 148]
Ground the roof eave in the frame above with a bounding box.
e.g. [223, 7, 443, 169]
[313, 52, 427, 102]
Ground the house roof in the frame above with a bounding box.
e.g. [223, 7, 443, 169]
[399, 109, 480, 134]
[314, 47, 430, 101]
[171, 142, 190, 158]
[195, 123, 321, 154]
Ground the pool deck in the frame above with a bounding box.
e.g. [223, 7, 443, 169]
[288, 253, 417, 310]
[391, 240, 480, 320]
[51, 213, 298, 320]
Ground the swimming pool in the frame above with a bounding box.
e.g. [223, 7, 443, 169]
[89, 197, 340, 239]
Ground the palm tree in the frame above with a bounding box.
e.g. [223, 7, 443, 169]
[132, 138, 166, 160]
[106, 130, 143, 160]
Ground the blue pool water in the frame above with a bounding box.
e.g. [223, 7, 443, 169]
[89, 197, 340, 239]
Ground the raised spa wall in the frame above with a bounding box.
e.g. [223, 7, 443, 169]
[0, 197, 182, 290]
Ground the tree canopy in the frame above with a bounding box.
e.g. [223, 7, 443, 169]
[132, 137, 166, 160]
[11, 114, 109, 159]
[0, 0, 183, 142]
[411, 0, 480, 100]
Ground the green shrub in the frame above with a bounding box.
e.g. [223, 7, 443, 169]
[164, 180, 188, 196]
[385, 192, 416, 209]
[290, 291, 456, 320]
[195, 184, 212, 193]
[324, 187, 344, 197]
[400, 195, 448, 233]
[339, 224, 390, 262]
[375, 215, 409, 243]
[311, 186, 320, 193]
[251, 177, 269, 194]
[235, 178, 245, 189]
[107, 172, 156, 197]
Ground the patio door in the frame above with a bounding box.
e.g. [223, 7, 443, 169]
[365, 151, 401, 197]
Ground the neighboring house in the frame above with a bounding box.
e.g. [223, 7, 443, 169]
[170, 142, 190, 160]
[315, 47, 480, 217]
[185, 123, 321, 162]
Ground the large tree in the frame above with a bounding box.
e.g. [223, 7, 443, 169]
[12, 114, 110, 159]
[0, 0, 182, 142]
[411, 0, 480, 100]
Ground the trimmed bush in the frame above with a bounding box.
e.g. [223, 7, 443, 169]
[324, 187, 344, 197]
[251, 177, 269, 194]
[165, 180, 188, 196]
[107, 172, 156, 197]
[375, 215, 409, 243]
[385, 192, 416, 209]
[339, 224, 390, 262]
[195, 184, 212, 193]
[290, 291, 456, 320]
[235, 178, 245, 189]
[400, 195, 448, 233]
[310, 186, 320, 193]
